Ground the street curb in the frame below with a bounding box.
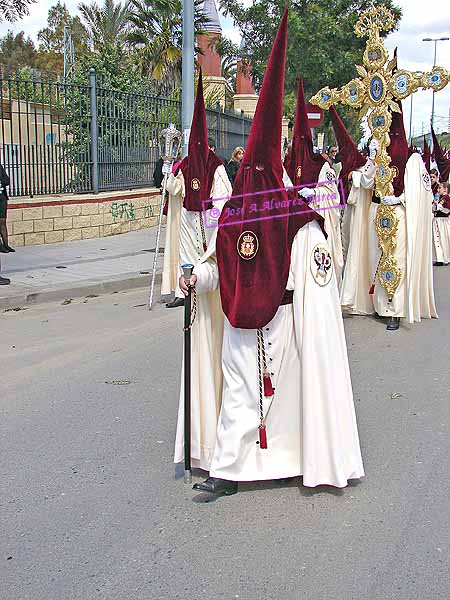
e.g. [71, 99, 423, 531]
[0, 272, 159, 311]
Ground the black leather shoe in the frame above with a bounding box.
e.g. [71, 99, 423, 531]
[434, 262, 444, 266]
[4, 245, 15, 252]
[386, 317, 400, 331]
[192, 477, 238, 495]
[0, 276, 11, 285]
[274, 477, 297, 485]
[0, 245, 8, 253]
[166, 297, 185, 308]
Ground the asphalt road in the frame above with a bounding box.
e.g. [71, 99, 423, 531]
[1, 271, 449, 600]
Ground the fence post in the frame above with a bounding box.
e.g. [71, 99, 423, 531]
[89, 68, 99, 194]
[215, 103, 221, 152]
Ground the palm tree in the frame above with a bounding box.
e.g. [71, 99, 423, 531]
[126, 0, 209, 94]
[214, 37, 239, 107]
[78, 0, 130, 52]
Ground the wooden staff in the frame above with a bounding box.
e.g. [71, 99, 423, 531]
[182, 263, 194, 483]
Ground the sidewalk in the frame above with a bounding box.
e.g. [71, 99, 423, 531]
[0, 227, 166, 310]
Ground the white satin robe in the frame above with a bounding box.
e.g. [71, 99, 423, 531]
[340, 160, 376, 315]
[368, 154, 438, 323]
[162, 174, 183, 297]
[193, 220, 364, 488]
[173, 164, 232, 471]
[310, 162, 344, 286]
[432, 217, 450, 264]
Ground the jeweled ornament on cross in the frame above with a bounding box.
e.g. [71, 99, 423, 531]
[310, 5, 450, 300]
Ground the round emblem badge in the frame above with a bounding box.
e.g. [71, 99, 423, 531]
[311, 243, 333, 286]
[237, 231, 259, 260]
[369, 75, 385, 103]
[421, 170, 432, 192]
[296, 166, 302, 179]
[191, 178, 200, 191]
[326, 170, 335, 182]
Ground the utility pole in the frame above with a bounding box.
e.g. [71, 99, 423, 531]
[181, 0, 195, 157]
[422, 37, 450, 128]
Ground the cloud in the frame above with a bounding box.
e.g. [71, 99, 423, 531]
[383, 0, 450, 134]
[0, 0, 80, 41]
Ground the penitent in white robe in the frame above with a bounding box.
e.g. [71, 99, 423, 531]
[193, 220, 364, 488]
[340, 160, 376, 315]
[310, 162, 344, 286]
[368, 153, 438, 323]
[432, 217, 450, 264]
[174, 164, 232, 471]
[162, 174, 183, 297]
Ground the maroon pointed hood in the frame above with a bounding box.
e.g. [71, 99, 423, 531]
[329, 106, 366, 199]
[286, 77, 325, 188]
[216, 10, 323, 329]
[388, 103, 409, 196]
[180, 68, 222, 211]
[234, 17, 286, 174]
[423, 135, 431, 173]
[431, 127, 450, 182]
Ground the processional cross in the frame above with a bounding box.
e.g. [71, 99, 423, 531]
[310, 5, 450, 301]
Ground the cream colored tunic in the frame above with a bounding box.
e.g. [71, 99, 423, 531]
[432, 217, 450, 264]
[310, 162, 344, 286]
[340, 161, 376, 315]
[162, 174, 183, 297]
[369, 153, 438, 323]
[173, 164, 232, 471]
[194, 221, 364, 488]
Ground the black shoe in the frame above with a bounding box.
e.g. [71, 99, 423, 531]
[0, 276, 10, 285]
[386, 317, 400, 331]
[192, 477, 238, 495]
[0, 245, 9, 253]
[4, 245, 15, 252]
[166, 297, 185, 308]
[274, 477, 297, 485]
[434, 262, 444, 266]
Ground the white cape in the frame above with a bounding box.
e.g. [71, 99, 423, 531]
[432, 217, 450, 264]
[194, 221, 364, 488]
[161, 174, 183, 296]
[311, 162, 344, 286]
[340, 162, 376, 315]
[174, 164, 232, 471]
[369, 154, 438, 323]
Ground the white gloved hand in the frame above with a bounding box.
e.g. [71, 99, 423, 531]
[381, 195, 401, 206]
[299, 187, 316, 201]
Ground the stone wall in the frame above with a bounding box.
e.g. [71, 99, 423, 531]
[7, 188, 162, 246]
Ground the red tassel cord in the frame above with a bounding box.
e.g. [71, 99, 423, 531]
[263, 372, 274, 397]
[203, 242, 208, 252]
[369, 283, 375, 295]
[259, 424, 268, 449]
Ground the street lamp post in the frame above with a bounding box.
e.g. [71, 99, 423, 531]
[181, 0, 195, 157]
[422, 37, 450, 128]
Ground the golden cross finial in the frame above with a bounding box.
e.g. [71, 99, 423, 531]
[311, 5, 449, 198]
[310, 4, 450, 301]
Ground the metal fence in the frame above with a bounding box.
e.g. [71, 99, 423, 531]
[0, 67, 253, 197]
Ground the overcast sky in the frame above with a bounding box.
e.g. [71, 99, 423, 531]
[1, 0, 449, 136]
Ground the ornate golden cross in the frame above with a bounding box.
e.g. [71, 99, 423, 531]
[310, 5, 450, 301]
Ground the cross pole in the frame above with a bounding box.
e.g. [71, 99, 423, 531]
[310, 5, 450, 301]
